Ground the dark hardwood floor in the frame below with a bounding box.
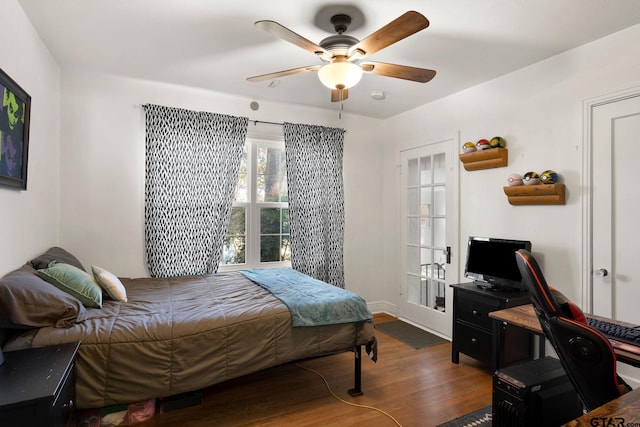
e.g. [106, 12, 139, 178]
[134, 314, 493, 426]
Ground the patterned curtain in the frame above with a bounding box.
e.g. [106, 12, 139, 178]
[144, 104, 247, 277]
[283, 122, 345, 288]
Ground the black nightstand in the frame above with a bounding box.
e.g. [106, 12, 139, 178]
[0, 342, 80, 427]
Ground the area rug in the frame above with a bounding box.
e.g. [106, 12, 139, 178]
[375, 320, 448, 349]
[436, 405, 492, 427]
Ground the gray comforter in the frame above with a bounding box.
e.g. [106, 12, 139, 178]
[13, 272, 376, 409]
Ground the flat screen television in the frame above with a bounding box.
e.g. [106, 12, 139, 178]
[464, 236, 532, 291]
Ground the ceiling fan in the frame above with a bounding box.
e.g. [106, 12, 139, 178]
[247, 11, 436, 102]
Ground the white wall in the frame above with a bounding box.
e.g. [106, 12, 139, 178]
[0, 0, 60, 275]
[57, 69, 386, 302]
[384, 23, 640, 307]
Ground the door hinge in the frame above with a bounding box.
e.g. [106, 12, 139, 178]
[445, 246, 451, 264]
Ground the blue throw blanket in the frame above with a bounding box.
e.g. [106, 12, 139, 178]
[240, 268, 373, 327]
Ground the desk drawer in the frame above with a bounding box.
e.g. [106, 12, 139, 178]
[457, 294, 502, 331]
[455, 322, 492, 363]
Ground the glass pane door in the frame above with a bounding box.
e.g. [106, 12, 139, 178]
[406, 154, 447, 312]
[400, 138, 457, 338]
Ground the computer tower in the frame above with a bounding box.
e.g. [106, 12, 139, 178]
[493, 356, 583, 427]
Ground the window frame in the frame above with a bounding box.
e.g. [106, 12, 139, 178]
[219, 135, 290, 271]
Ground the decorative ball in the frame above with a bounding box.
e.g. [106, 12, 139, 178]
[476, 139, 491, 150]
[507, 173, 523, 186]
[523, 171, 541, 185]
[540, 170, 558, 184]
[462, 142, 476, 153]
[490, 136, 506, 148]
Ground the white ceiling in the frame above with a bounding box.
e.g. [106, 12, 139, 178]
[17, 0, 640, 119]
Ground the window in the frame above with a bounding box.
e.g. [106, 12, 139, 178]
[220, 137, 290, 269]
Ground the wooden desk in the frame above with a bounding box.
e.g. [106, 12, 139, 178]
[562, 387, 640, 426]
[491, 304, 543, 334]
[491, 305, 640, 425]
[489, 304, 545, 372]
[489, 304, 640, 368]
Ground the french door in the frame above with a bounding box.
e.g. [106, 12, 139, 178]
[400, 137, 458, 338]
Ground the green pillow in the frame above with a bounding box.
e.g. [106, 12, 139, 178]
[37, 262, 103, 308]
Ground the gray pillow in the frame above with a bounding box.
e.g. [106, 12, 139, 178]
[0, 264, 87, 328]
[30, 246, 86, 271]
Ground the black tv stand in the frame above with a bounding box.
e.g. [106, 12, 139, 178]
[474, 281, 523, 293]
[451, 282, 532, 370]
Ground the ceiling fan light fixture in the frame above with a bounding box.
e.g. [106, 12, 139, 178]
[317, 59, 363, 90]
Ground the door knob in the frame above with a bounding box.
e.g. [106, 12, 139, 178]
[595, 268, 608, 277]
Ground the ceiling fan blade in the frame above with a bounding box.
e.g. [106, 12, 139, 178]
[255, 20, 329, 59]
[348, 11, 429, 60]
[361, 62, 436, 83]
[247, 65, 321, 82]
[331, 88, 349, 103]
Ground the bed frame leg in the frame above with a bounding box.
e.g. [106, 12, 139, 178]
[348, 345, 363, 397]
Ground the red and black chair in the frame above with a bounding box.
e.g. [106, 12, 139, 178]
[515, 249, 631, 411]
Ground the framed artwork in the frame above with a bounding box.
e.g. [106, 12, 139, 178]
[0, 68, 31, 190]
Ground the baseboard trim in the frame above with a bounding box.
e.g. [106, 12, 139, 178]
[368, 301, 397, 317]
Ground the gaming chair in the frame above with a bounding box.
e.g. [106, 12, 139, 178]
[515, 249, 631, 411]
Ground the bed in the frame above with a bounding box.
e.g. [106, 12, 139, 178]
[0, 247, 376, 409]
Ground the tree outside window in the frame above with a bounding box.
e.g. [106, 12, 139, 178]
[221, 140, 290, 268]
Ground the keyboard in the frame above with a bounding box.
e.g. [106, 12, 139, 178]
[587, 317, 640, 354]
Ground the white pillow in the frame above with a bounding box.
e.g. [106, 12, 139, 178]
[92, 265, 128, 302]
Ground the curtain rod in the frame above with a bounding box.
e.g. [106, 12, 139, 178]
[141, 107, 342, 130]
[250, 119, 347, 133]
[251, 119, 284, 126]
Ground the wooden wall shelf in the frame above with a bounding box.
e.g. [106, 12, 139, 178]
[503, 183, 566, 205]
[459, 148, 508, 171]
